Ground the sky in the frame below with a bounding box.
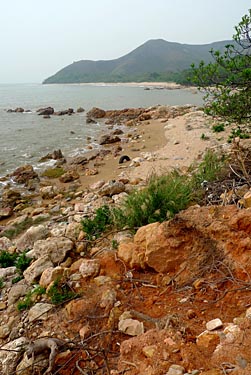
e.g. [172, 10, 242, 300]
[0, 0, 249, 83]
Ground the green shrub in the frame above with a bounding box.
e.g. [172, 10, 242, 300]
[114, 171, 193, 229]
[0, 250, 18, 268]
[47, 279, 77, 305]
[192, 150, 226, 186]
[81, 205, 113, 240]
[15, 252, 32, 274]
[228, 127, 250, 143]
[212, 123, 225, 132]
[201, 133, 209, 140]
[41, 167, 65, 178]
[17, 285, 46, 311]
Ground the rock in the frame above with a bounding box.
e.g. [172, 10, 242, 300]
[0, 337, 29, 375]
[37, 106, 54, 116]
[118, 318, 144, 336]
[0, 324, 10, 339]
[39, 266, 65, 288]
[28, 303, 52, 322]
[196, 330, 220, 349]
[8, 281, 30, 305]
[65, 222, 82, 241]
[77, 107, 85, 113]
[0, 266, 17, 278]
[87, 107, 106, 118]
[15, 107, 25, 113]
[1, 189, 21, 208]
[166, 364, 185, 375]
[79, 324, 91, 339]
[206, 318, 223, 331]
[70, 155, 88, 165]
[0, 207, 13, 220]
[39, 149, 64, 162]
[54, 108, 74, 116]
[59, 170, 80, 183]
[0, 236, 12, 250]
[79, 259, 100, 279]
[31, 237, 73, 264]
[99, 134, 121, 145]
[98, 180, 125, 196]
[86, 117, 97, 124]
[100, 288, 117, 311]
[23, 256, 54, 284]
[16, 224, 49, 252]
[142, 345, 157, 358]
[40, 185, 58, 199]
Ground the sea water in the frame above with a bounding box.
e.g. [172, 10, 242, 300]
[0, 83, 203, 177]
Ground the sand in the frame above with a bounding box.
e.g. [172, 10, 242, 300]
[76, 109, 230, 187]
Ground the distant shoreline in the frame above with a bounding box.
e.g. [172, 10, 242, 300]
[45, 81, 187, 89]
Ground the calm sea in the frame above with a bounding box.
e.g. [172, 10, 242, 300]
[0, 83, 203, 177]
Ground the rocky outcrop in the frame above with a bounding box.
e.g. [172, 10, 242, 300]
[37, 107, 54, 116]
[99, 134, 121, 145]
[118, 205, 251, 285]
[10, 164, 38, 184]
[87, 107, 106, 118]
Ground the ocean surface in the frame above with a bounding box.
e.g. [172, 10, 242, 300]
[0, 83, 203, 178]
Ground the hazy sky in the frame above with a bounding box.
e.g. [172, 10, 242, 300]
[0, 0, 249, 83]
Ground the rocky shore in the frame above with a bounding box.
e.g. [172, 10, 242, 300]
[1, 104, 251, 375]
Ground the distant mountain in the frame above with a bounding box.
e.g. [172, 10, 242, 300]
[43, 39, 232, 84]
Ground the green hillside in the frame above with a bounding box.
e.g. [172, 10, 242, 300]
[43, 39, 232, 84]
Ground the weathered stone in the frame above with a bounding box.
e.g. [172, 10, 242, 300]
[87, 107, 106, 118]
[0, 207, 13, 219]
[196, 330, 220, 349]
[0, 337, 29, 375]
[70, 155, 88, 165]
[1, 189, 21, 208]
[28, 303, 52, 322]
[37, 106, 54, 116]
[23, 256, 54, 284]
[39, 266, 65, 288]
[77, 107, 85, 113]
[40, 186, 58, 199]
[99, 134, 121, 145]
[16, 224, 49, 251]
[118, 318, 144, 336]
[59, 170, 80, 183]
[8, 281, 30, 305]
[98, 180, 125, 196]
[65, 222, 82, 241]
[32, 237, 73, 264]
[0, 266, 16, 278]
[0, 236, 12, 250]
[206, 318, 223, 331]
[100, 288, 117, 311]
[39, 149, 64, 162]
[166, 364, 185, 375]
[79, 259, 100, 279]
[0, 324, 10, 339]
[142, 345, 157, 358]
[10, 164, 38, 184]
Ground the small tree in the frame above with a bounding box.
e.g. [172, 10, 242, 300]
[192, 10, 251, 126]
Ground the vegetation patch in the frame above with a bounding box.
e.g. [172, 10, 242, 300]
[17, 285, 46, 311]
[47, 278, 77, 305]
[81, 205, 113, 240]
[41, 167, 65, 178]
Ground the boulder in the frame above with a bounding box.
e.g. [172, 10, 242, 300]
[98, 180, 125, 196]
[1, 189, 21, 208]
[37, 107, 54, 116]
[99, 134, 121, 145]
[77, 107, 85, 113]
[0, 337, 29, 375]
[39, 266, 65, 288]
[40, 185, 58, 199]
[0, 236, 12, 250]
[28, 303, 52, 322]
[23, 256, 54, 284]
[39, 149, 64, 162]
[10, 164, 38, 184]
[118, 205, 251, 285]
[59, 170, 80, 183]
[31, 237, 73, 264]
[70, 155, 88, 165]
[0, 207, 13, 219]
[79, 259, 100, 279]
[87, 107, 106, 118]
[16, 224, 49, 252]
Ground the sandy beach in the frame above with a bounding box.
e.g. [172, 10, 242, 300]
[75, 106, 230, 188]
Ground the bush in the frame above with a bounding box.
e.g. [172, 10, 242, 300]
[114, 171, 193, 229]
[81, 205, 113, 240]
[0, 250, 18, 268]
[47, 279, 77, 305]
[41, 167, 65, 178]
[212, 123, 225, 133]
